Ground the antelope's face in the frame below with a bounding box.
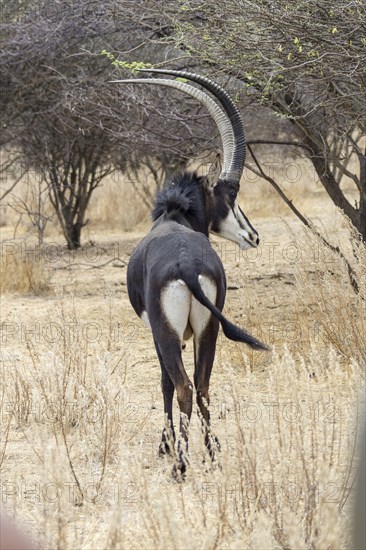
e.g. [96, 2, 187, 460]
[209, 181, 259, 250]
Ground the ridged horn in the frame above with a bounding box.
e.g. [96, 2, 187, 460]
[137, 68, 246, 189]
[110, 77, 235, 181]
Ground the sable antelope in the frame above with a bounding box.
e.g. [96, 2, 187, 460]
[112, 69, 268, 477]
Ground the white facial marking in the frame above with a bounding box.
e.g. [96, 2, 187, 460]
[213, 200, 257, 250]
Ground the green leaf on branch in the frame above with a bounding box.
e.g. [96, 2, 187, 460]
[101, 51, 153, 72]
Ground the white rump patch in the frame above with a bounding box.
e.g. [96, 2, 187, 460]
[161, 276, 217, 345]
[189, 275, 217, 339]
[161, 279, 191, 343]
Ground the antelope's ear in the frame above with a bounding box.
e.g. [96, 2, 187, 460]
[207, 151, 222, 190]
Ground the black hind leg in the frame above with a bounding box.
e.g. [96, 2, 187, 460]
[154, 339, 176, 457]
[154, 335, 193, 477]
[159, 367, 176, 457]
[194, 318, 221, 462]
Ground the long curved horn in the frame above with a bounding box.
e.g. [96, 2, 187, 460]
[110, 78, 235, 180]
[137, 68, 246, 189]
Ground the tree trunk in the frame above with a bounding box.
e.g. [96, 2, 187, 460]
[358, 153, 366, 243]
[359, 197, 366, 243]
[66, 223, 82, 250]
[304, 138, 358, 225]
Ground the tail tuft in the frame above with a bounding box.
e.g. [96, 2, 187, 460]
[220, 317, 269, 351]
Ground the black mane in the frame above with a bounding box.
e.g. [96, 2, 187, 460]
[151, 172, 208, 234]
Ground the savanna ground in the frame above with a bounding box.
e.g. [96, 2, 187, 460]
[0, 158, 365, 549]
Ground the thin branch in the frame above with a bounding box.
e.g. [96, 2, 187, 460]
[0, 170, 27, 202]
[247, 144, 360, 294]
[52, 258, 126, 271]
[247, 140, 312, 151]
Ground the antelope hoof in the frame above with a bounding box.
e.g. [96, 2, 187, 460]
[203, 456, 222, 473]
[159, 427, 175, 457]
[206, 434, 221, 460]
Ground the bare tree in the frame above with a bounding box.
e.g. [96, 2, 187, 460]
[0, 0, 216, 248]
[7, 175, 52, 245]
[154, 0, 366, 242]
[0, 2, 120, 247]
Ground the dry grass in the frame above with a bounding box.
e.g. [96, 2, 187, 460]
[288, 221, 366, 363]
[0, 244, 50, 294]
[0, 157, 365, 549]
[88, 173, 150, 232]
[0, 328, 362, 549]
[230, 219, 366, 365]
[0, 218, 365, 549]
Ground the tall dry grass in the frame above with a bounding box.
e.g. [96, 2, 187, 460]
[0, 217, 364, 549]
[230, 219, 366, 365]
[0, 245, 50, 294]
[1, 154, 364, 547]
[0, 333, 362, 549]
[88, 172, 150, 232]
